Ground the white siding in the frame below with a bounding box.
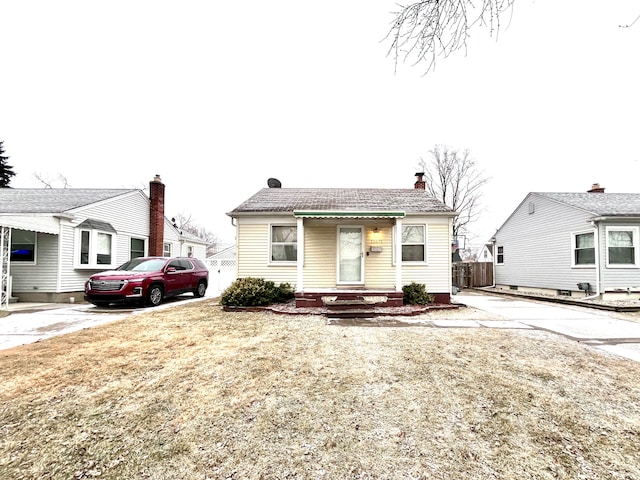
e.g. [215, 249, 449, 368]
[11, 232, 59, 292]
[494, 193, 597, 291]
[598, 219, 640, 292]
[57, 192, 152, 292]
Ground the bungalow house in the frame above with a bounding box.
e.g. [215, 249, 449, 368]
[492, 183, 640, 299]
[0, 175, 208, 306]
[226, 173, 458, 306]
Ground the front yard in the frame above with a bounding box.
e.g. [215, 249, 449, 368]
[1, 300, 639, 479]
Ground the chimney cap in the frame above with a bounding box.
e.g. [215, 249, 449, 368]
[152, 174, 162, 183]
[415, 172, 425, 177]
[588, 183, 605, 193]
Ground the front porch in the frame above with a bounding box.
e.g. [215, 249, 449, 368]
[295, 289, 404, 308]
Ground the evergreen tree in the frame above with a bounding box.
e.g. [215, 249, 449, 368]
[0, 141, 16, 188]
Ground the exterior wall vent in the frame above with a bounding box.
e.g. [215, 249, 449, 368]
[528, 202, 535, 214]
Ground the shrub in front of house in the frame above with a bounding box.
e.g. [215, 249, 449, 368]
[220, 277, 294, 307]
[402, 282, 434, 305]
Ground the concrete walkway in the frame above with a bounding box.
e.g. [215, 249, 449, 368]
[456, 291, 640, 362]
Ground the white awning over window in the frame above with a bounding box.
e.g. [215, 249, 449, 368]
[0, 215, 60, 235]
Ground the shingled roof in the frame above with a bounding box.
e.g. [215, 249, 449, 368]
[228, 188, 455, 215]
[533, 192, 640, 217]
[0, 189, 139, 214]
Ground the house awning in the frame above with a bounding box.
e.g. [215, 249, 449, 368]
[293, 211, 406, 219]
[0, 215, 61, 235]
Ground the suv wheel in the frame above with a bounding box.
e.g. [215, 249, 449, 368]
[146, 285, 164, 307]
[193, 281, 207, 298]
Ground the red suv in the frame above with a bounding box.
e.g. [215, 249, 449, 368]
[84, 256, 209, 307]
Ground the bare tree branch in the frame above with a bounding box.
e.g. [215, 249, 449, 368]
[33, 172, 71, 189]
[418, 145, 490, 239]
[172, 212, 221, 256]
[385, 0, 515, 74]
[619, 12, 640, 28]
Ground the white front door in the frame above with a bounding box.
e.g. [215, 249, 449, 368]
[337, 226, 364, 284]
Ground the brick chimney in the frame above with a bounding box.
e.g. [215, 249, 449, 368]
[149, 174, 165, 256]
[414, 172, 426, 190]
[587, 183, 605, 193]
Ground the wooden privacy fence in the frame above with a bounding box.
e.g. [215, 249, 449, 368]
[452, 262, 493, 288]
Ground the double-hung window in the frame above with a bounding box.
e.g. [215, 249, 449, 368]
[130, 238, 146, 259]
[401, 225, 426, 262]
[271, 225, 297, 262]
[10, 229, 36, 263]
[573, 232, 595, 266]
[606, 227, 639, 266]
[75, 219, 117, 268]
[496, 246, 504, 265]
[163, 242, 172, 257]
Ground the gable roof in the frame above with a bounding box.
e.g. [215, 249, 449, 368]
[533, 192, 640, 217]
[228, 188, 456, 216]
[0, 188, 139, 214]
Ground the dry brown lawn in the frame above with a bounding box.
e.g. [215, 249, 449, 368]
[1, 300, 639, 480]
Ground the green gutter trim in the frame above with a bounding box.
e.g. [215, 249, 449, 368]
[294, 211, 406, 218]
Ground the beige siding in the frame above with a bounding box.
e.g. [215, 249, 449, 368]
[236, 221, 297, 285]
[303, 225, 336, 288]
[402, 220, 451, 293]
[364, 225, 395, 288]
[235, 216, 452, 293]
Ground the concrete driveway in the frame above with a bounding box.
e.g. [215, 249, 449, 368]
[0, 296, 211, 351]
[457, 291, 640, 362]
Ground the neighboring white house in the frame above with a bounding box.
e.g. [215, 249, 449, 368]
[477, 243, 494, 263]
[0, 175, 208, 306]
[492, 184, 640, 299]
[226, 173, 458, 306]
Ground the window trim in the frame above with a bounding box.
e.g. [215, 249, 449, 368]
[393, 224, 428, 265]
[496, 245, 504, 265]
[10, 229, 37, 265]
[75, 228, 117, 269]
[269, 223, 298, 265]
[130, 237, 147, 259]
[605, 226, 640, 268]
[163, 242, 172, 257]
[571, 230, 596, 268]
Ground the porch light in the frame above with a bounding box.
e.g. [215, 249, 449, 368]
[370, 227, 383, 246]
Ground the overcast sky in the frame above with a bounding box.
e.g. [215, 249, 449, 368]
[2, 1, 638, 247]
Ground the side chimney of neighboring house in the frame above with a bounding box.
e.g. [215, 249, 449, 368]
[588, 183, 605, 193]
[414, 172, 426, 190]
[149, 174, 165, 256]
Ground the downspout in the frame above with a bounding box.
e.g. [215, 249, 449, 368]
[296, 217, 304, 293]
[490, 237, 497, 288]
[395, 218, 403, 291]
[583, 221, 601, 300]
